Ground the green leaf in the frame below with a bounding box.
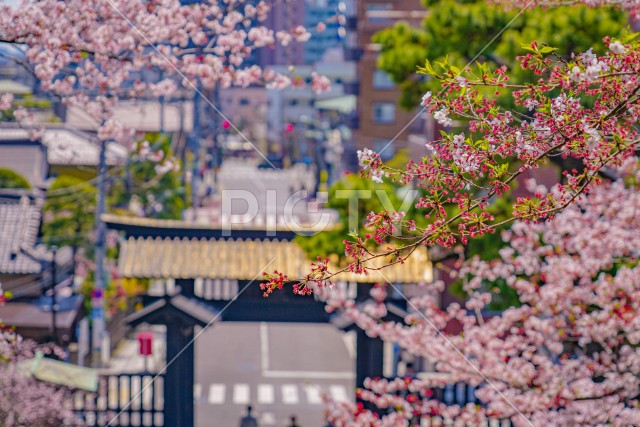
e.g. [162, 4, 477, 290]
[539, 46, 557, 54]
[520, 43, 537, 53]
[417, 59, 435, 76]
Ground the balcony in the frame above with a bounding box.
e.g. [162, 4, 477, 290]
[346, 16, 357, 31]
[344, 47, 364, 62]
[342, 81, 360, 96]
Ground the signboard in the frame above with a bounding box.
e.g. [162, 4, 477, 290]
[137, 332, 154, 356]
[19, 352, 98, 392]
[91, 289, 104, 309]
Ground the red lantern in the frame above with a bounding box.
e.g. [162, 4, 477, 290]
[222, 120, 231, 129]
[285, 123, 294, 133]
[137, 332, 153, 356]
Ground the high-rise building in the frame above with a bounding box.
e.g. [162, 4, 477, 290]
[258, 0, 306, 66]
[303, 0, 345, 64]
[345, 0, 427, 160]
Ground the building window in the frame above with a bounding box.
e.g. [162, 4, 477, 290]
[239, 98, 250, 106]
[373, 70, 395, 89]
[373, 102, 395, 124]
[288, 99, 299, 106]
[366, 4, 393, 25]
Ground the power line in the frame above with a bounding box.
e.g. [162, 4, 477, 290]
[45, 165, 125, 197]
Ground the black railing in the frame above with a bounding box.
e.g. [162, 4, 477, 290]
[72, 373, 164, 427]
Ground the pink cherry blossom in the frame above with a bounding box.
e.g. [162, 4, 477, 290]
[311, 71, 331, 94]
[323, 160, 640, 426]
[0, 0, 318, 146]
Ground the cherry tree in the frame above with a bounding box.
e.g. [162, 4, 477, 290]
[263, 10, 640, 296]
[0, 0, 328, 149]
[0, 327, 72, 426]
[321, 159, 640, 426]
[256, 0, 640, 424]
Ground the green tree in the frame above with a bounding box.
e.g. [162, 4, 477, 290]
[0, 168, 30, 189]
[372, 2, 623, 308]
[42, 175, 96, 257]
[297, 150, 521, 308]
[374, 0, 627, 109]
[110, 133, 186, 220]
[297, 150, 429, 262]
[298, 150, 514, 264]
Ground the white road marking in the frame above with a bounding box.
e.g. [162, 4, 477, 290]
[233, 383, 250, 405]
[342, 331, 356, 360]
[257, 384, 275, 404]
[330, 385, 348, 402]
[281, 384, 299, 404]
[194, 383, 202, 400]
[208, 384, 225, 404]
[260, 322, 270, 372]
[304, 385, 323, 405]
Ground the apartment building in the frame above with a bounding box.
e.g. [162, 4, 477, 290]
[346, 0, 427, 159]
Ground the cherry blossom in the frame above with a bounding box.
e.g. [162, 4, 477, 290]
[0, 0, 326, 151]
[0, 93, 13, 110]
[311, 71, 332, 94]
[0, 327, 71, 426]
[323, 162, 640, 425]
[265, 33, 640, 295]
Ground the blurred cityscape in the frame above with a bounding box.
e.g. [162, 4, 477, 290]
[0, 1, 443, 426]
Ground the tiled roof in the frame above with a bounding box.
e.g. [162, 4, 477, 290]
[66, 100, 194, 132]
[0, 295, 82, 330]
[0, 197, 42, 274]
[126, 294, 219, 328]
[0, 79, 31, 95]
[118, 236, 432, 283]
[42, 129, 127, 166]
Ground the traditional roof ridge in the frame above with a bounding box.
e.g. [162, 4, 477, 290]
[102, 213, 336, 233]
[126, 293, 219, 327]
[117, 235, 432, 284]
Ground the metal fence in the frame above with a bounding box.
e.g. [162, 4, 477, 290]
[72, 373, 164, 427]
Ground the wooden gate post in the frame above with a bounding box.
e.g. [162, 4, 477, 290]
[127, 293, 218, 427]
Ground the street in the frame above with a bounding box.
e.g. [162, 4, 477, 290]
[195, 322, 355, 427]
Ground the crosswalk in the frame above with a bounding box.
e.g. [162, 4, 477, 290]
[194, 383, 350, 406]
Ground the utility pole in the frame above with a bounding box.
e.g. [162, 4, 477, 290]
[92, 139, 108, 367]
[160, 94, 165, 134]
[13, 244, 60, 344]
[189, 84, 201, 221]
[211, 84, 221, 193]
[50, 245, 58, 344]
